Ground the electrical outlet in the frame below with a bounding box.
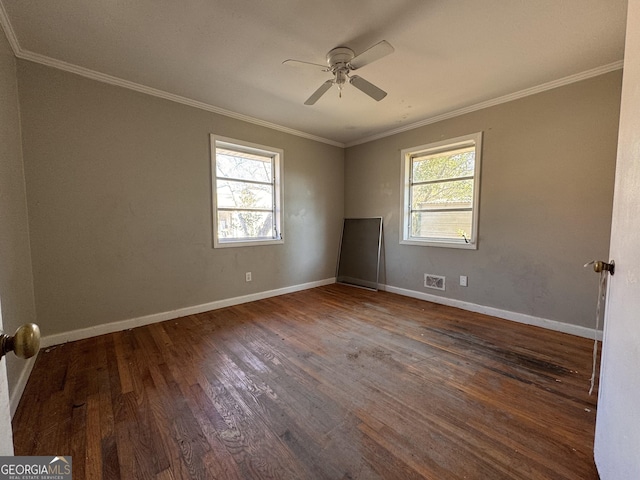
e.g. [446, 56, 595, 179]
[245, 272, 252, 282]
[460, 275, 468, 287]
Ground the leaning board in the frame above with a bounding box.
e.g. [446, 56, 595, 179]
[336, 217, 383, 290]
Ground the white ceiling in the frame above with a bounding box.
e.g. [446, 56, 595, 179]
[0, 0, 628, 146]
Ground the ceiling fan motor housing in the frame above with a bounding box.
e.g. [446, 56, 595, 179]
[326, 47, 355, 86]
[326, 47, 355, 70]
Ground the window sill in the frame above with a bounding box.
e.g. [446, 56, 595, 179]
[400, 238, 477, 250]
[214, 238, 284, 249]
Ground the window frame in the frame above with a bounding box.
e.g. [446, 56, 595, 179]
[400, 132, 482, 249]
[211, 134, 284, 248]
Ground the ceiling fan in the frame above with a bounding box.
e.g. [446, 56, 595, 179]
[283, 40, 394, 105]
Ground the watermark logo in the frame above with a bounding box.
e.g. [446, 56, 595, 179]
[0, 456, 72, 479]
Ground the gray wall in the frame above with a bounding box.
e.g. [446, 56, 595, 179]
[4, 43, 623, 397]
[0, 32, 37, 391]
[345, 71, 622, 328]
[17, 61, 345, 336]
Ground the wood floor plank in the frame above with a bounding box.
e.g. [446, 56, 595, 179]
[13, 284, 600, 479]
[85, 395, 103, 479]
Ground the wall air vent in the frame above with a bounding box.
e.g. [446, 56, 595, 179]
[424, 274, 445, 291]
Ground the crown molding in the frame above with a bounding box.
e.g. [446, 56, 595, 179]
[15, 49, 346, 148]
[0, 3, 624, 149]
[0, 0, 20, 55]
[0, 2, 345, 148]
[346, 60, 624, 147]
[15, 48, 622, 150]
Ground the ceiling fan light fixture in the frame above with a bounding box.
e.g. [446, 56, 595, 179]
[286, 40, 394, 105]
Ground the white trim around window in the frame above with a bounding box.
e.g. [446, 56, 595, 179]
[211, 134, 284, 248]
[400, 132, 482, 249]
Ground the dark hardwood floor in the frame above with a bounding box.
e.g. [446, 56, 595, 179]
[13, 284, 600, 479]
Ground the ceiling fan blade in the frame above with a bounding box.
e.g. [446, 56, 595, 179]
[349, 76, 387, 101]
[348, 40, 394, 70]
[283, 59, 328, 71]
[304, 80, 334, 105]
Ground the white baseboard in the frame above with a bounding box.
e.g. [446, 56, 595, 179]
[380, 284, 603, 341]
[9, 277, 335, 416]
[11, 277, 598, 416]
[40, 277, 336, 348]
[9, 356, 36, 418]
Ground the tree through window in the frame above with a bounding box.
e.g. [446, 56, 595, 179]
[211, 135, 283, 247]
[401, 133, 482, 249]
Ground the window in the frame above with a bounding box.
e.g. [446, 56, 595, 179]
[400, 132, 482, 249]
[211, 135, 283, 248]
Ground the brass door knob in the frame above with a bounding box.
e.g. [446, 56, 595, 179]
[593, 260, 615, 275]
[585, 260, 615, 276]
[0, 323, 41, 359]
